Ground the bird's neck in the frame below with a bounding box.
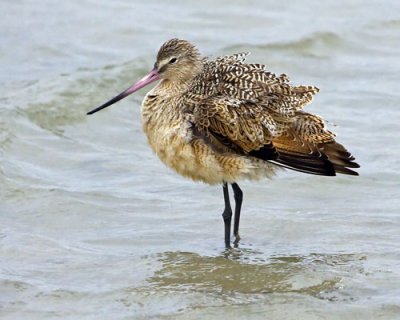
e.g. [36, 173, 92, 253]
[155, 79, 190, 96]
[156, 61, 203, 97]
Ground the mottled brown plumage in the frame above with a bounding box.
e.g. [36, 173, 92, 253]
[141, 39, 359, 180]
[88, 38, 360, 247]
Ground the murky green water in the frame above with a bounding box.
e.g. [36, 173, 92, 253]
[1, 1, 400, 319]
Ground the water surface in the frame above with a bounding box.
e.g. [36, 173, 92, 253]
[1, 1, 400, 319]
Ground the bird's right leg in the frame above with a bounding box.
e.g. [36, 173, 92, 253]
[231, 182, 243, 246]
[222, 182, 232, 248]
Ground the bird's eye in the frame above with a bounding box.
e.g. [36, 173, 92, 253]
[169, 57, 177, 64]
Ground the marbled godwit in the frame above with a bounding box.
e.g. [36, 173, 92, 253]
[88, 39, 359, 248]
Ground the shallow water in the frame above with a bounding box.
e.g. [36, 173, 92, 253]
[1, 0, 400, 319]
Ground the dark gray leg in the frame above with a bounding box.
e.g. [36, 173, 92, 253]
[231, 183, 243, 242]
[222, 182, 232, 248]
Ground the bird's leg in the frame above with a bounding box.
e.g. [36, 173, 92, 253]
[231, 182, 243, 245]
[222, 182, 232, 248]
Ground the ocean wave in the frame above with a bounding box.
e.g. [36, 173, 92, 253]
[18, 60, 146, 134]
[226, 31, 347, 58]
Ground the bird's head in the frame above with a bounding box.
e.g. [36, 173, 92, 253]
[87, 39, 201, 115]
[155, 38, 202, 83]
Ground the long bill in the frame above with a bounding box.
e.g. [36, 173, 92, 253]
[87, 68, 160, 115]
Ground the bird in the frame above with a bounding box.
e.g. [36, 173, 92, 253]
[87, 38, 359, 248]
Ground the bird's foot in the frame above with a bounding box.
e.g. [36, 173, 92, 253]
[233, 234, 241, 248]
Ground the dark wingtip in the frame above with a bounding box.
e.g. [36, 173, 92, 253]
[321, 142, 360, 176]
[275, 154, 337, 176]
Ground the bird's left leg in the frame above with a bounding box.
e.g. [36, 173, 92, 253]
[231, 182, 243, 245]
[222, 182, 232, 248]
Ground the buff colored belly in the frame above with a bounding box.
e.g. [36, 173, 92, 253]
[144, 123, 276, 185]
